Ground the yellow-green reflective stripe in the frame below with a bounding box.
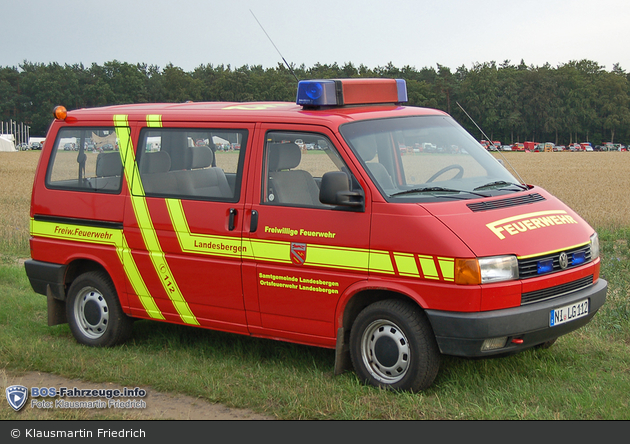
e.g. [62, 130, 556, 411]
[393, 252, 420, 277]
[119, 235, 163, 319]
[114, 114, 198, 326]
[167, 199, 393, 273]
[166, 199, 243, 258]
[114, 116, 145, 197]
[30, 219, 122, 246]
[30, 218, 164, 319]
[418, 255, 439, 280]
[369, 250, 396, 274]
[438, 257, 455, 281]
[146, 115, 162, 127]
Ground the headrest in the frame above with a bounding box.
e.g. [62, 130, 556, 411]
[140, 150, 171, 174]
[355, 135, 378, 162]
[187, 146, 213, 169]
[96, 151, 122, 177]
[268, 143, 301, 171]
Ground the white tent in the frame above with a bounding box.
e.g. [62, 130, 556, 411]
[0, 135, 17, 152]
[212, 136, 230, 149]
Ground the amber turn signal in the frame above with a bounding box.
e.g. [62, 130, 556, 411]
[455, 258, 481, 285]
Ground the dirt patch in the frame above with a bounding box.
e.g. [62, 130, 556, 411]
[2, 370, 274, 420]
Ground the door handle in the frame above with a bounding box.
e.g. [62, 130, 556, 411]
[250, 210, 258, 233]
[228, 208, 237, 231]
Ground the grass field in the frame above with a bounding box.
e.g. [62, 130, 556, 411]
[495, 151, 630, 229]
[0, 149, 629, 420]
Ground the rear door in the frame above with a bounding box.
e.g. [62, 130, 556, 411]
[123, 120, 253, 333]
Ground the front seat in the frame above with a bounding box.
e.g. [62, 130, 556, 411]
[267, 143, 323, 207]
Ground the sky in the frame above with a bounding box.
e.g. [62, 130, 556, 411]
[3, 0, 630, 73]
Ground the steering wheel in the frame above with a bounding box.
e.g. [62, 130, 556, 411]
[426, 164, 464, 183]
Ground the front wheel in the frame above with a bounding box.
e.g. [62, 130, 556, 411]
[349, 299, 440, 392]
[66, 271, 133, 347]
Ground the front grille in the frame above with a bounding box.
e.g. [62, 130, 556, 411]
[467, 193, 545, 212]
[521, 275, 593, 305]
[518, 244, 592, 279]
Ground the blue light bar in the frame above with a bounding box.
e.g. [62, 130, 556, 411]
[572, 251, 586, 265]
[296, 78, 408, 107]
[296, 80, 339, 106]
[537, 259, 554, 274]
[396, 79, 408, 102]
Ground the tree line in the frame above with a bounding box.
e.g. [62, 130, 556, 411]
[1, 59, 629, 145]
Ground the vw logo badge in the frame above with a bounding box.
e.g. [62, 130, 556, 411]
[559, 252, 569, 269]
[6, 385, 28, 411]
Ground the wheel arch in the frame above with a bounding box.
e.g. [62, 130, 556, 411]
[333, 284, 431, 376]
[63, 259, 110, 294]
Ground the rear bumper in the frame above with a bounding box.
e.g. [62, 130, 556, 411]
[426, 278, 608, 357]
[24, 259, 67, 300]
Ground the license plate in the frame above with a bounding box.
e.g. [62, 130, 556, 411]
[550, 299, 589, 327]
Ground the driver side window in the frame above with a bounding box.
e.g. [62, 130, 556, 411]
[262, 132, 356, 208]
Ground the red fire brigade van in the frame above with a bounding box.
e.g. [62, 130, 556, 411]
[25, 79, 607, 392]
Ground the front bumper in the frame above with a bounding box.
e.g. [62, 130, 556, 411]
[426, 278, 608, 357]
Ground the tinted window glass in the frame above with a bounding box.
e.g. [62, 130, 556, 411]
[136, 128, 247, 202]
[47, 127, 122, 192]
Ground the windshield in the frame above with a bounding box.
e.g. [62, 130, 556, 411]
[340, 115, 525, 201]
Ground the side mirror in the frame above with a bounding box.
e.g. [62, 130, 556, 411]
[319, 171, 364, 210]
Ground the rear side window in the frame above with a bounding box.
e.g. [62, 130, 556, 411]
[136, 128, 248, 202]
[46, 127, 123, 193]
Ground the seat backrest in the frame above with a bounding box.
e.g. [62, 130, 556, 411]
[140, 150, 171, 174]
[95, 151, 122, 177]
[267, 143, 322, 206]
[355, 136, 396, 189]
[93, 151, 123, 190]
[174, 146, 232, 198]
[139, 151, 178, 194]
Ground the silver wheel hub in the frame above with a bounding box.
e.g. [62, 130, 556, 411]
[74, 286, 109, 339]
[361, 319, 410, 384]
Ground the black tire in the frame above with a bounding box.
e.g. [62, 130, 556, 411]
[349, 299, 440, 392]
[66, 271, 133, 347]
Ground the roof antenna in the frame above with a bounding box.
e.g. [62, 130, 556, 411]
[250, 9, 299, 83]
[456, 101, 526, 186]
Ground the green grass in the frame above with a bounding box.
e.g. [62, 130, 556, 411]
[1, 227, 629, 419]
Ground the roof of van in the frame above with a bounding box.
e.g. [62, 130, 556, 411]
[63, 101, 448, 127]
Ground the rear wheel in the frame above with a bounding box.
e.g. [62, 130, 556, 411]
[349, 299, 440, 392]
[66, 271, 133, 347]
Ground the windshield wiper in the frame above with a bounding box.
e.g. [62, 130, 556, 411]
[391, 187, 489, 198]
[473, 181, 528, 191]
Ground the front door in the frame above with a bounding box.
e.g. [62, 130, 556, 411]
[245, 127, 373, 344]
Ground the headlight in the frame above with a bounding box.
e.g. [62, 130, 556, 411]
[590, 232, 600, 260]
[478, 255, 519, 284]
